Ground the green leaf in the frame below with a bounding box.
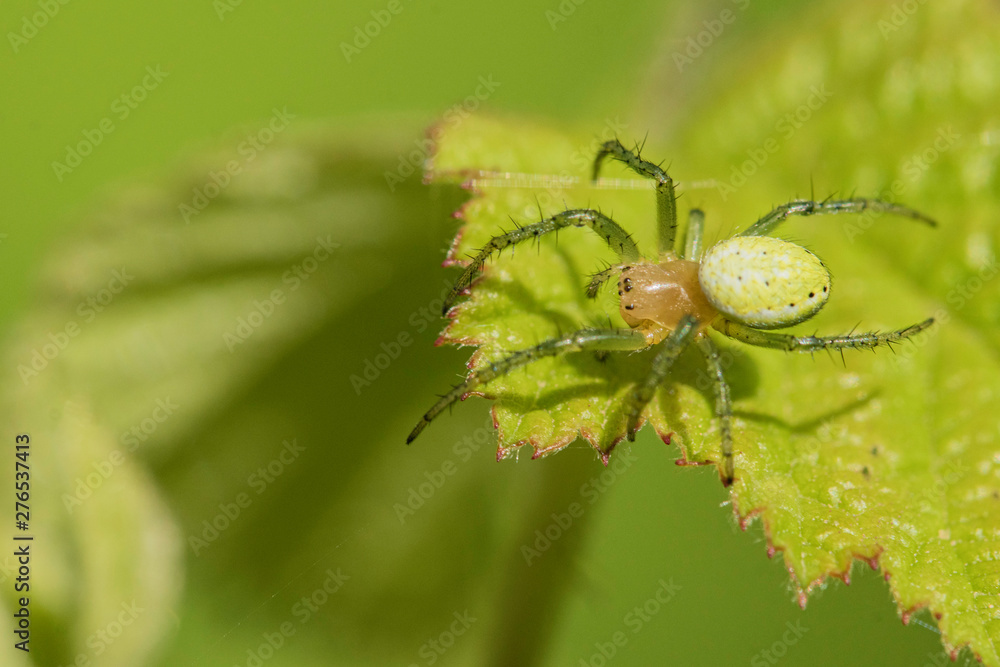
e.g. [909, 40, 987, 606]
[428, 8, 1000, 651]
[657, 1, 1000, 663]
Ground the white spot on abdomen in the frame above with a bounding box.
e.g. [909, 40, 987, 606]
[698, 236, 831, 329]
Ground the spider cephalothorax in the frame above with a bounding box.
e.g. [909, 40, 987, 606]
[407, 139, 936, 486]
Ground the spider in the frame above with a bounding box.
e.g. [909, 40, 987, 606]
[407, 139, 936, 486]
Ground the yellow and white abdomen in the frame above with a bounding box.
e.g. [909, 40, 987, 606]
[698, 236, 831, 329]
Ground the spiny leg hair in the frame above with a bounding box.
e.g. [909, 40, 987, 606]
[593, 139, 678, 257]
[586, 265, 618, 299]
[406, 328, 648, 444]
[696, 335, 734, 486]
[625, 314, 699, 441]
[442, 209, 641, 315]
[713, 317, 935, 353]
[740, 197, 937, 238]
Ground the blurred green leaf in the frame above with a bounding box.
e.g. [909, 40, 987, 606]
[0, 123, 449, 667]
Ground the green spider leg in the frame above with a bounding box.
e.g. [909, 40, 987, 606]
[695, 334, 734, 486]
[739, 197, 937, 238]
[681, 208, 705, 261]
[625, 314, 699, 441]
[593, 139, 679, 257]
[442, 209, 641, 315]
[713, 317, 935, 354]
[406, 328, 648, 444]
[586, 265, 619, 299]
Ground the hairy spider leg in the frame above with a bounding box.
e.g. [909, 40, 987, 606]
[740, 198, 937, 238]
[696, 335, 734, 486]
[592, 139, 679, 258]
[713, 317, 935, 353]
[406, 328, 648, 444]
[586, 265, 619, 299]
[682, 208, 705, 261]
[625, 314, 699, 441]
[442, 209, 641, 315]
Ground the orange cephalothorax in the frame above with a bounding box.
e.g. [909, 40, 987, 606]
[618, 260, 719, 343]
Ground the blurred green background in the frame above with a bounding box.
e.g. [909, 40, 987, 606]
[0, 0, 990, 665]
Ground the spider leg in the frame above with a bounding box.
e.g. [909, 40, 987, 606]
[593, 139, 678, 258]
[407, 328, 647, 443]
[681, 208, 705, 261]
[443, 209, 641, 314]
[625, 315, 699, 441]
[713, 317, 934, 352]
[695, 334, 734, 486]
[739, 197, 936, 238]
[586, 265, 619, 298]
